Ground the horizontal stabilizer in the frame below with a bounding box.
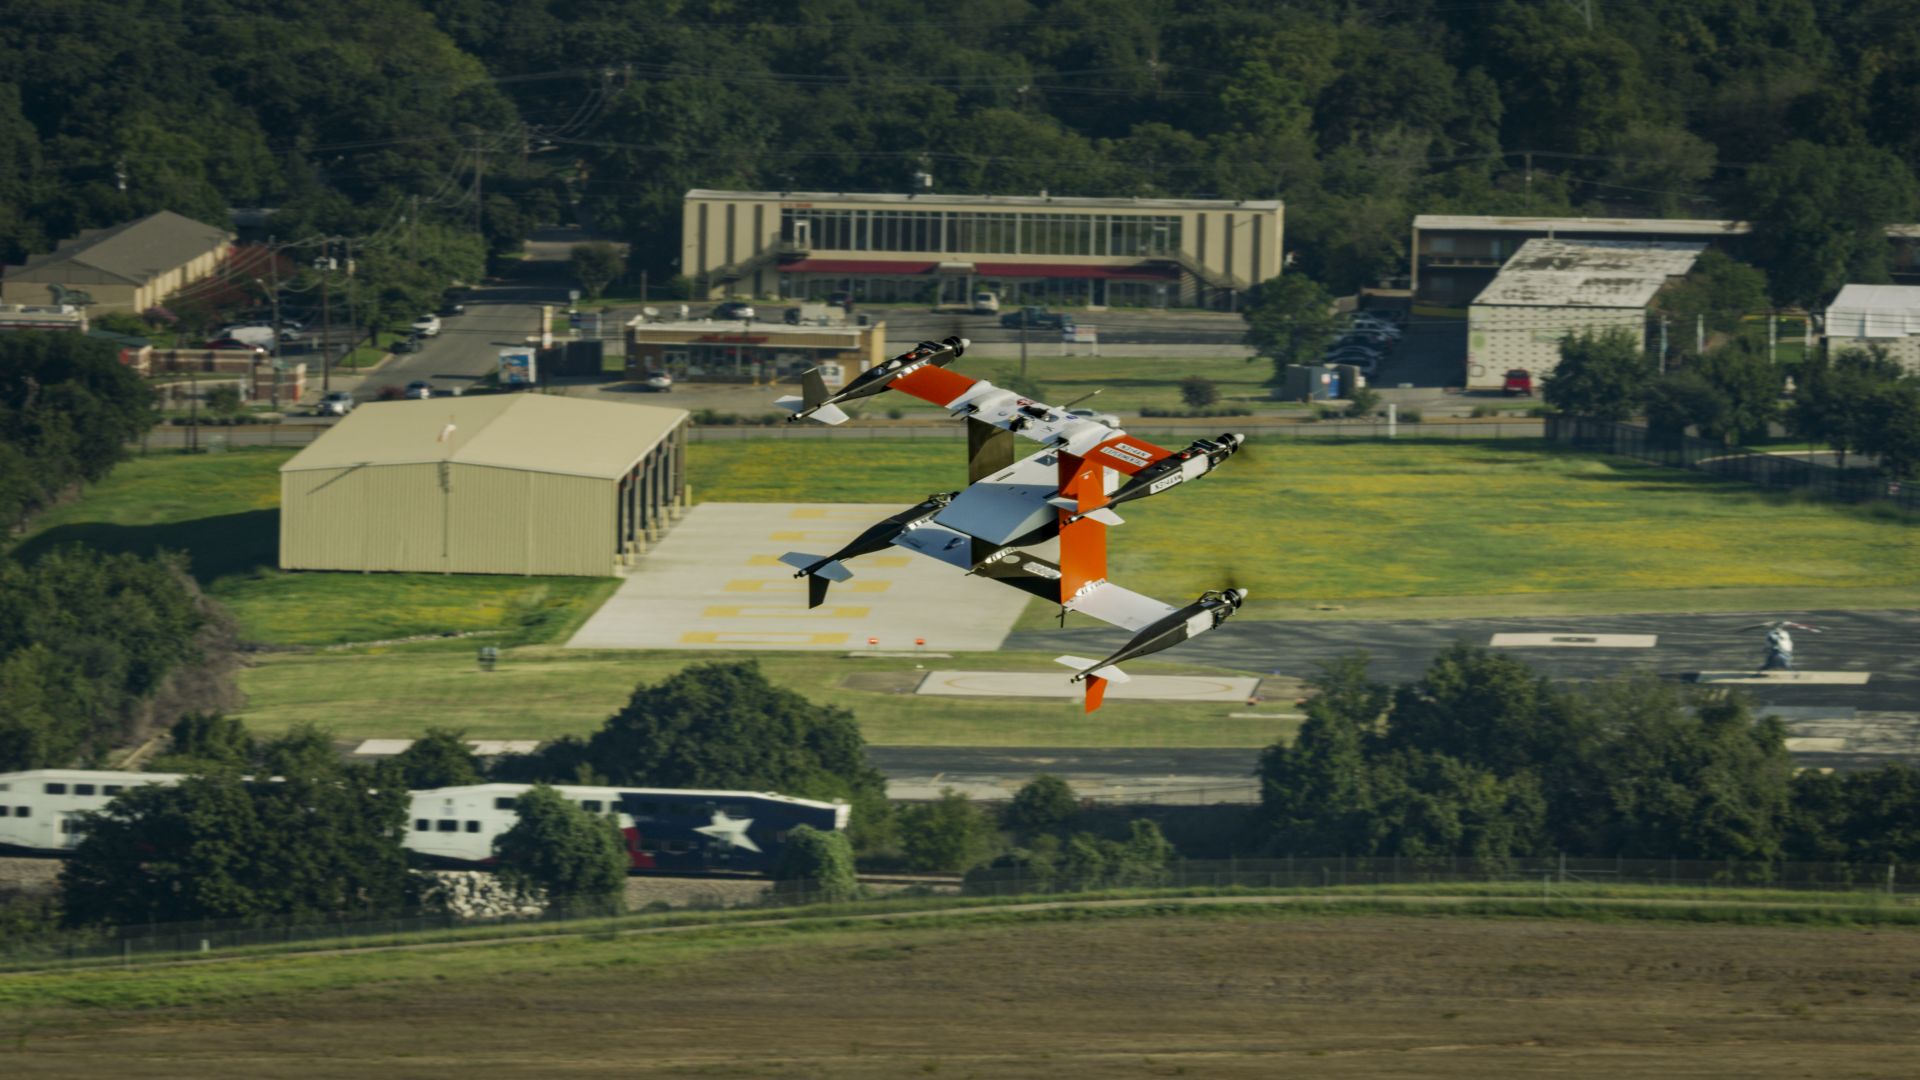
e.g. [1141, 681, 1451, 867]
[774, 395, 806, 414]
[1082, 507, 1124, 526]
[1055, 655, 1131, 684]
[810, 402, 849, 425]
[778, 552, 854, 581]
[1046, 495, 1076, 511]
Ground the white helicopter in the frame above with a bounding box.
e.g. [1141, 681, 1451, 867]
[1736, 620, 1821, 672]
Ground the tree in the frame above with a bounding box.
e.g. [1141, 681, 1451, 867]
[897, 790, 995, 872]
[492, 784, 627, 909]
[1787, 347, 1904, 468]
[1542, 327, 1652, 421]
[770, 824, 859, 902]
[1365, 749, 1546, 861]
[1648, 339, 1782, 447]
[570, 243, 623, 300]
[1786, 764, 1920, 865]
[59, 752, 408, 926]
[203, 384, 243, 418]
[1345, 386, 1380, 419]
[1005, 774, 1079, 834]
[1855, 377, 1920, 479]
[1179, 375, 1219, 408]
[1256, 655, 1383, 854]
[394, 727, 481, 789]
[1243, 274, 1338, 381]
[1739, 141, 1920, 307]
[576, 662, 887, 848]
[1652, 251, 1770, 339]
[148, 712, 254, 774]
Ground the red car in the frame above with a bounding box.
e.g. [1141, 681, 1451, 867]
[1502, 369, 1534, 396]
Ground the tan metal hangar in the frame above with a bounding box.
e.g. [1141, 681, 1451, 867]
[279, 395, 688, 577]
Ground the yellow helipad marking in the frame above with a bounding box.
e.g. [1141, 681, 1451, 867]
[847, 581, 891, 593]
[703, 604, 870, 619]
[680, 631, 850, 646]
[768, 530, 868, 541]
[724, 579, 796, 593]
[746, 554, 911, 568]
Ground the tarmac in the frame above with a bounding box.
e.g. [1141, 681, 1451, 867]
[566, 503, 1030, 652]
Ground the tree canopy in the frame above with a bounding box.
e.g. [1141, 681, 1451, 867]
[491, 784, 628, 908]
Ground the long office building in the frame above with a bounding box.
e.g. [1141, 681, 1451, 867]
[682, 189, 1284, 310]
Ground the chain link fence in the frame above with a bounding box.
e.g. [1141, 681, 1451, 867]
[1546, 415, 1920, 513]
[7, 855, 1913, 970]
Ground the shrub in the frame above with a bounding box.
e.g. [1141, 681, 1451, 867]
[1346, 387, 1381, 419]
[1005, 774, 1079, 834]
[898, 790, 996, 871]
[1398, 408, 1423, 423]
[1140, 405, 1253, 418]
[1469, 403, 1499, 418]
[771, 825, 860, 902]
[1179, 375, 1219, 408]
[204, 384, 244, 417]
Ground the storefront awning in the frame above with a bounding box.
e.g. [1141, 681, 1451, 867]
[782, 259, 938, 274]
[972, 262, 1179, 281]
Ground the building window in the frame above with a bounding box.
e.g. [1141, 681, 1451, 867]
[494, 797, 517, 810]
[74, 784, 96, 796]
[465, 821, 481, 833]
[436, 819, 459, 832]
[15, 807, 29, 818]
[0, 806, 9, 817]
[1429, 236, 1456, 254]
[44, 783, 66, 795]
[582, 800, 602, 813]
[415, 819, 430, 831]
[104, 785, 123, 795]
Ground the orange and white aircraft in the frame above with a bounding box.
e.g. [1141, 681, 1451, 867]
[775, 337, 1248, 711]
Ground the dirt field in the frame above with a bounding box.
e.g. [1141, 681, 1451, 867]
[8, 910, 1920, 1077]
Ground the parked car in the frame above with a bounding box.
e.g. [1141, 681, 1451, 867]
[711, 301, 756, 320]
[638, 372, 673, 392]
[405, 380, 433, 400]
[1503, 369, 1534, 396]
[411, 314, 442, 337]
[1000, 305, 1075, 331]
[971, 290, 1001, 315]
[827, 290, 855, 312]
[316, 391, 356, 416]
[389, 335, 421, 354]
[438, 300, 466, 317]
[1067, 406, 1121, 427]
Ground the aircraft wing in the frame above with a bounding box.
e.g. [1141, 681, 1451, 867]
[1062, 580, 1178, 632]
[885, 370, 1176, 472]
[888, 521, 976, 570]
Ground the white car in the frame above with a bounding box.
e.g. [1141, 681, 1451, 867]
[316, 391, 355, 416]
[1068, 407, 1122, 427]
[411, 314, 442, 337]
[640, 372, 673, 392]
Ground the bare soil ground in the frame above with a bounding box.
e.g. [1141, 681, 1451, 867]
[8, 912, 1920, 1077]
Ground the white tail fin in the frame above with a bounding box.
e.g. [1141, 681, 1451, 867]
[780, 552, 853, 581]
[774, 395, 807, 414]
[774, 398, 850, 425]
[1054, 655, 1130, 684]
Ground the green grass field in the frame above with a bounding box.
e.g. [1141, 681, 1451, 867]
[826, 353, 1285, 420]
[234, 639, 1302, 746]
[694, 438, 1920, 618]
[14, 435, 1917, 748]
[10, 449, 617, 646]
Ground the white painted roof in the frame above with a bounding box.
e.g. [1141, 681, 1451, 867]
[1825, 284, 1920, 338]
[1471, 239, 1704, 310]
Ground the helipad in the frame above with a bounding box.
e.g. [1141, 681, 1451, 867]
[915, 670, 1261, 702]
[566, 503, 1031, 651]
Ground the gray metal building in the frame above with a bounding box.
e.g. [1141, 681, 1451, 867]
[280, 395, 688, 577]
[1466, 239, 1704, 390]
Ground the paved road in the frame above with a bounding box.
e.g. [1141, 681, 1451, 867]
[1009, 609, 1920, 711]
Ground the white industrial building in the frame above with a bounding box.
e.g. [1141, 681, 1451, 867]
[1465, 239, 1704, 390]
[1824, 285, 1920, 373]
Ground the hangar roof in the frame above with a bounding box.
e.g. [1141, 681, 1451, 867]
[282, 394, 687, 480]
[1471, 239, 1705, 310]
[1826, 284, 1920, 339]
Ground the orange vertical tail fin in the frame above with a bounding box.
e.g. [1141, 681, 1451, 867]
[1083, 674, 1108, 712]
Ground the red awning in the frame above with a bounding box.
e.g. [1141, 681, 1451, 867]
[781, 259, 937, 275]
[972, 262, 1178, 281]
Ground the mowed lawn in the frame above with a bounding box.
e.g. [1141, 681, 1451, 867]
[234, 640, 1302, 747]
[692, 438, 1920, 617]
[10, 449, 617, 646]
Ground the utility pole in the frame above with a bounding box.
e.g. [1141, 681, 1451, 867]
[1696, 313, 1705, 354]
[1524, 151, 1533, 213]
[320, 238, 333, 394]
[473, 137, 485, 239]
[256, 264, 283, 411]
[1768, 308, 1778, 365]
[188, 365, 199, 453]
[1659, 315, 1669, 374]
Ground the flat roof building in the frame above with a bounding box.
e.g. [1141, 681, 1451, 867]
[1413, 214, 1742, 308]
[1, 210, 233, 314]
[1466, 239, 1704, 390]
[683, 189, 1283, 311]
[1825, 284, 1920, 373]
[280, 395, 688, 577]
[625, 317, 886, 389]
